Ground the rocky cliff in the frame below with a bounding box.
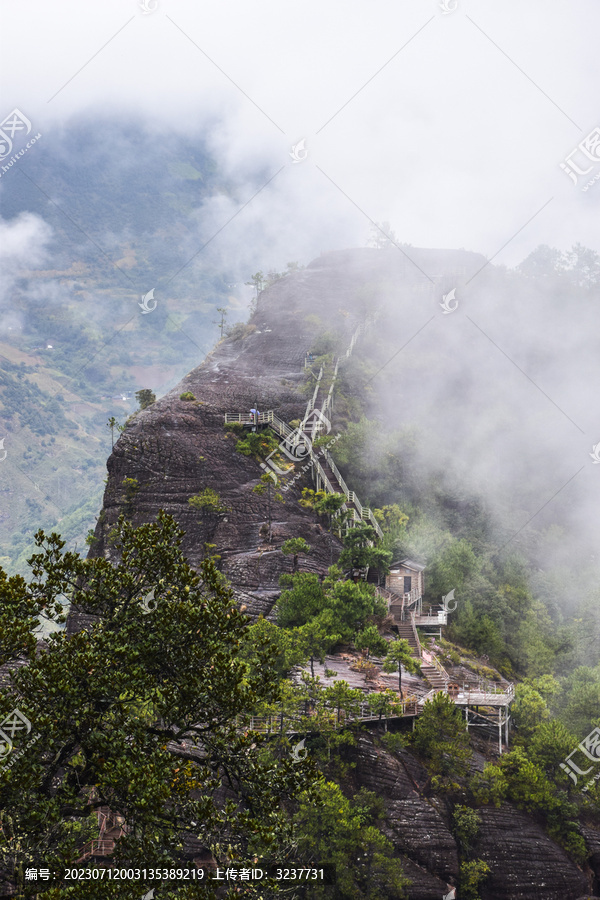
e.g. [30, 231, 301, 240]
[84, 247, 599, 899]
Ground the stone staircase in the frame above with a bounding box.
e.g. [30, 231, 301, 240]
[419, 663, 447, 691]
[378, 591, 450, 693]
[396, 621, 421, 658]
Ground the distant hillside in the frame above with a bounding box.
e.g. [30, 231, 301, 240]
[0, 117, 251, 573]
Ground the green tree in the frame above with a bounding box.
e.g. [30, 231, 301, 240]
[451, 599, 503, 659]
[374, 504, 409, 556]
[382, 638, 420, 695]
[135, 388, 156, 410]
[245, 272, 265, 314]
[188, 487, 228, 515]
[253, 473, 285, 543]
[243, 616, 308, 680]
[281, 537, 311, 573]
[214, 305, 228, 338]
[322, 680, 364, 727]
[367, 221, 400, 250]
[511, 682, 549, 741]
[0, 512, 317, 896]
[459, 858, 490, 900]
[494, 747, 586, 860]
[412, 692, 471, 780]
[365, 688, 403, 729]
[277, 572, 325, 628]
[527, 719, 578, 774]
[300, 489, 347, 536]
[236, 431, 280, 458]
[470, 762, 508, 807]
[323, 572, 386, 642]
[452, 805, 481, 857]
[338, 525, 392, 581]
[106, 416, 123, 449]
[121, 476, 140, 513]
[516, 243, 565, 279]
[297, 611, 342, 677]
[355, 624, 388, 658]
[426, 538, 480, 599]
[554, 664, 600, 735]
[294, 780, 409, 898]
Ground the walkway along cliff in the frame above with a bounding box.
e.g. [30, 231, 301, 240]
[82, 248, 598, 900]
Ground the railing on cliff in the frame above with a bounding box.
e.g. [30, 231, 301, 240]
[413, 607, 448, 626]
[235, 696, 420, 733]
[383, 585, 421, 623]
[224, 316, 385, 540]
[321, 449, 383, 539]
[420, 646, 450, 687]
[419, 681, 514, 707]
[409, 612, 423, 659]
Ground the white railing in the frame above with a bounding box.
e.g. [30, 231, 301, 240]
[323, 449, 351, 498]
[362, 509, 383, 538]
[224, 318, 385, 541]
[322, 451, 384, 538]
[459, 681, 515, 700]
[304, 366, 324, 418]
[417, 681, 515, 707]
[414, 608, 448, 626]
[225, 411, 272, 425]
[409, 613, 423, 658]
[270, 412, 297, 440]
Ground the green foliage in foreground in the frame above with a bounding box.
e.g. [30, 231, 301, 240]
[411, 693, 471, 785]
[0, 513, 319, 898]
[294, 781, 409, 899]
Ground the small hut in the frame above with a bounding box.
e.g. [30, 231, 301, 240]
[385, 559, 426, 611]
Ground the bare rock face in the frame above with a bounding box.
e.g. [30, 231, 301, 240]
[351, 735, 594, 900]
[476, 807, 589, 900]
[581, 825, 600, 883]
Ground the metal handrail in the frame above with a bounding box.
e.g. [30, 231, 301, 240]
[240, 695, 420, 732]
[77, 839, 116, 861]
[460, 680, 514, 699]
[408, 611, 423, 658]
[224, 320, 384, 541]
[224, 411, 272, 425]
[428, 653, 450, 685]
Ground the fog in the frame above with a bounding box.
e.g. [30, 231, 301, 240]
[1, 0, 599, 610]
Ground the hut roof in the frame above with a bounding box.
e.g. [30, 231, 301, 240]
[390, 558, 426, 572]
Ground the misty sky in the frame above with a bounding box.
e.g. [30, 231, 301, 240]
[1, 0, 599, 268]
[1, 0, 600, 588]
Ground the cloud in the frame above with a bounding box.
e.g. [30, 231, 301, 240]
[0, 0, 598, 267]
[0, 213, 53, 306]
